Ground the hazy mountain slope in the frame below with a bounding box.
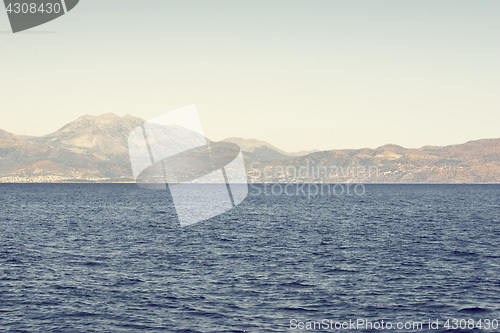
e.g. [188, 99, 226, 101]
[221, 137, 314, 162]
[1, 114, 145, 180]
[221, 137, 288, 162]
[0, 129, 49, 169]
[437, 139, 500, 162]
[249, 138, 500, 183]
[29, 113, 144, 161]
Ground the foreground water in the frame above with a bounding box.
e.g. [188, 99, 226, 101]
[0, 184, 499, 332]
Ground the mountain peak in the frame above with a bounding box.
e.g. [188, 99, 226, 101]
[35, 113, 145, 155]
[376, 143, 407, 153]
[378, 143, 405, 149]
[223, 137, 287, 153]
[77, 112, 122, 121]
[101, 112, 121, 118]
[64, 113, 144, 129]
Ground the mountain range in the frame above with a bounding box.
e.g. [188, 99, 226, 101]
[0, 113, 498, 183]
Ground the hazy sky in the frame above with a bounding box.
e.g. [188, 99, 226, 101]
[1, 0, 499, 151]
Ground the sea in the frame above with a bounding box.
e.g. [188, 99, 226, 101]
[0, 184, 499, 332]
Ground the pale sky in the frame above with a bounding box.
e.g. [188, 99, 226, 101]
[1, 0, 499, 151]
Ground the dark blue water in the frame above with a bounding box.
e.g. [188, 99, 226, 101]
[1, 184, 499, 332]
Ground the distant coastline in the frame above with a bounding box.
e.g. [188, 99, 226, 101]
[0, 113, 498, 184]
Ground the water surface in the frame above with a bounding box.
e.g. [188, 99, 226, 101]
[0, 184, 499, 332]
